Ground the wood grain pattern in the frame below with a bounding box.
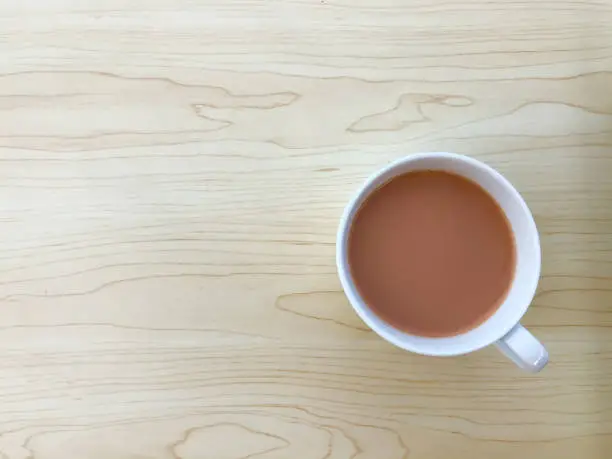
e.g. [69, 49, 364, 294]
[0, 0, 611, 457]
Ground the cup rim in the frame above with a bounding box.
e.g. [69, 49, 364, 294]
[336, 152, 541, 356]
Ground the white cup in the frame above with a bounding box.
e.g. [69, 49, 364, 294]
[336, 152, 548, 372]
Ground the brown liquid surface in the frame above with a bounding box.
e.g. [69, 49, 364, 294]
[348, 170, 515, 337]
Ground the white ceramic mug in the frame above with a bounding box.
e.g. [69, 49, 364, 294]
[336, 152, 548, 372]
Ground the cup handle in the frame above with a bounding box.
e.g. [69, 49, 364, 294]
[495, 324, 548, 372]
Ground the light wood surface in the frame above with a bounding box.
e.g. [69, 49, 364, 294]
[1, 1, 611, 458]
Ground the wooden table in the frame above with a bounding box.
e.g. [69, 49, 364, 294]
[1, 1, 611, 458]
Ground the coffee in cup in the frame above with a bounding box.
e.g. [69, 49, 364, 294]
[348, 170, 515, 338]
